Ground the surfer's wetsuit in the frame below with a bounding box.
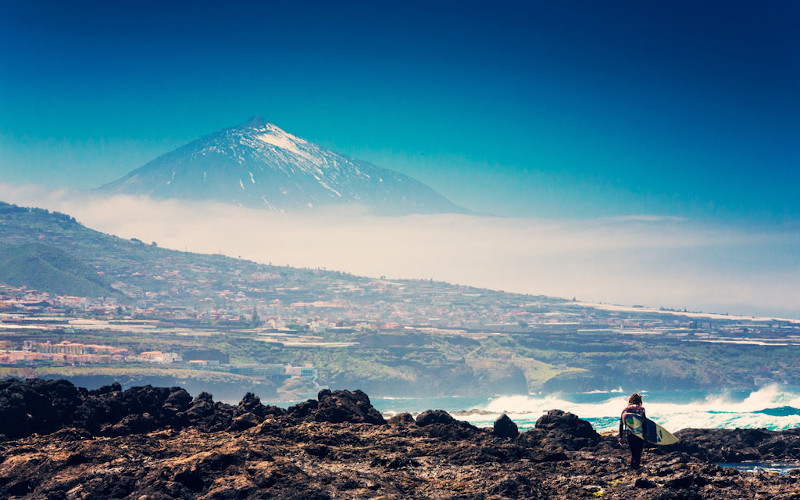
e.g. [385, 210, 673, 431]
[619, 404, 646, 469]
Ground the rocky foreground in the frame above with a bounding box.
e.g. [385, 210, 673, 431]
[1, 379, 800, 499]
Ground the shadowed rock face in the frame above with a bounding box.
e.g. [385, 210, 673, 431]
[1, 379, 800, 499]
[0, 379, 382, 439]
[415, 409, 456, 426]
[672, 427, 800, 462]
[493, 413, 519, 438]
[315, 389, 386, 425]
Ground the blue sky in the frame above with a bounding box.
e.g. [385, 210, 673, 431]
[1, 0, 799, 221]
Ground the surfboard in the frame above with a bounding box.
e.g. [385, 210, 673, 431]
[622, 412, 678, 445]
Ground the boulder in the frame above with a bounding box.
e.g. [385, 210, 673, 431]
[493, 413, 519, 438]
[387, 412, 415, 427]
[235, 392, 266, 418]
[177, 392, 234, 432]
[163, 388, 193, 413]
[313, 389, 385, 425]
[228, 412, 261, 431]
[287, 399, 319, 420]
[534, 409, 600, 451]
[0, 378, 82, 438]
[416, 409, 456, 427]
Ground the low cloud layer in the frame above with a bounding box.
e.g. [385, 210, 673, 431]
[2, 183, 798, 319]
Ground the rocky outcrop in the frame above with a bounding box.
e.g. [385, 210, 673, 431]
[493, 413, 519, 438]
[387, 412, 415, 427]
[415, 409, 456, 426]
[1, 379, 800, 499]
[529, 408, 602, 452]
[672, 427, 800, 462]
[314, 389, 386, 425]
[0, 379, 385, 440]
[0, 378, 203, 438]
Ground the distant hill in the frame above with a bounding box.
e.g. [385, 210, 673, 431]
[0, 242, 116, 298]
[99, 117, 468, 216]
[0, 201, 362, 305]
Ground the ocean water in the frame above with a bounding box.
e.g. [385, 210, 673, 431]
[717, 462, 800, 474]
[372, 384, 800, 433]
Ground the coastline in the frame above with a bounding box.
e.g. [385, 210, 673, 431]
[1, 379, 799, 499]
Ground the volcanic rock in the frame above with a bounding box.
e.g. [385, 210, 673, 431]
[673, 427, 800, 462]
[2, 379, 800, 499]
[534, 409, 601, 451]
[415, 409, 456, 426]
[314, 389, 386, 424]
[387, 412, 415, 427]
[494, 413, 519, 438]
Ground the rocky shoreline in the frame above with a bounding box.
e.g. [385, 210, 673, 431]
[1, 379, 799, 499]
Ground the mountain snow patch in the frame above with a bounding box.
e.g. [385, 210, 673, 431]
[255, 132, 316, 163]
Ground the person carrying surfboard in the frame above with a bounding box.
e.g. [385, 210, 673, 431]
[618, 393, 646, 469]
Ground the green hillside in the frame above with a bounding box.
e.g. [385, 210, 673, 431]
[0, 201, 376, 307]
[0, 242, 116, 297]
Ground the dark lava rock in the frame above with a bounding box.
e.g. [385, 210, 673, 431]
[411, 410, 479, 441]
[236, 392, 272, 419]
[0, 378, 244, 439]
[173, 468, 205, 492]
[0, 378, 81, 438]
[634, 477, 657, 488]
[287, 399, 319, 420]
[534, 409, 600, 451]
[101, 412, 159, 436]
[449, 443, 529, 465]
[416, 409, 456, 426]
[228, 412, 261, 431]
[305, 444, 330, 458]
[313, 389, 385, 425]
[3, 379, 800, 499]
[674, 427, 800, 462]
[163, 387, 193, 413]
[537, 451, 569, 462]
[488, 474, 546, 499]
[7, 378, 800, 499]
[651, 491, 702, 500]
[5, 480, 32, 496]
[493, 413, 519, 438]
[387, 412, 415, 427]
[665, 472, 701, 489]
[176, 391, 234, 432]
[535, 409, 598, 438]
[371, 455, 419, 469]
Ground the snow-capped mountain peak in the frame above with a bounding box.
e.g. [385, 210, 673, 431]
[99, 117, 468, 215]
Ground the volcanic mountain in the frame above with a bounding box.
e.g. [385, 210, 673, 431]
[100, 117, 467, 215]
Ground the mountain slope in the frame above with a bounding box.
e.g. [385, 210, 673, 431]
[100, 117, 467, 215]
[0, 242, 117, 297]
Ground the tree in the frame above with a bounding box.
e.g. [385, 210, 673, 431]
[250, 306, 261, 327]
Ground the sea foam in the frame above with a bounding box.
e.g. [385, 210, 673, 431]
[461, 385, 800, 432]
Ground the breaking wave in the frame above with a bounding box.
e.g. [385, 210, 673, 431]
[458, 385, 800, 432]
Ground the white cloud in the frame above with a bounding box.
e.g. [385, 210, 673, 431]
[1, 183, 798, 319]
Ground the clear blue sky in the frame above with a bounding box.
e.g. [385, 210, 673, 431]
[1, 0, 798, 222]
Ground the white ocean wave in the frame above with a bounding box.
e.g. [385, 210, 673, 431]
[584, 387, 624, 394]
[463, 385, 800, 432]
